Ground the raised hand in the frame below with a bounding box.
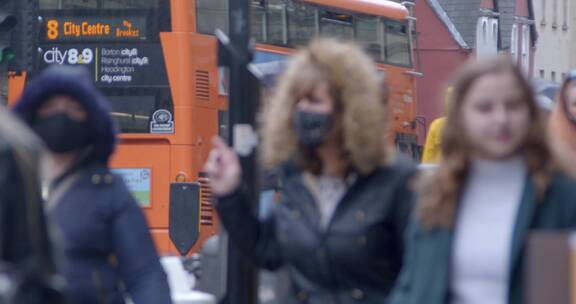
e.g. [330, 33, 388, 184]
[203, 136, 242, 197]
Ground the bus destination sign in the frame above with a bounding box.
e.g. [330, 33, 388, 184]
[43, 16, 147, 42]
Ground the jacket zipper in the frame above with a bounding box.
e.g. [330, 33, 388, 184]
[92, 270, 106, 304]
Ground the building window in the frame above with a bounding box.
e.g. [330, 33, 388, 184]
[492, 19, 498, 45]
[563, 0, 568, 30]
[476, 17, 488, 59]
[540, 69, 545, 78]
[541, 0, 546, 26]
[476, 17, 497, 59]
[521, 25, 530, 72]
[553, 0, 558, 29]
[552, 71, 557, 82]
[511, 23, 518, 61]
[482, 19, 488, 43]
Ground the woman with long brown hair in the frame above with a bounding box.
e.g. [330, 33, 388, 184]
[204, 38, 415, 303]
[388, 56, 576, 304]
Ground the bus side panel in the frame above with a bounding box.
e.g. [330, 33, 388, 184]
[184, 107, 219, 177]
[189, 34, 219, 109]
[384, 67, 416, 133]
[383, 65, 419, 158]
[172, 107, 220, 253]
[170, 0, 195, 32]
[160, 32, 194, 128]
[156, 31, 221, 255]
[186, 34, 222, 252]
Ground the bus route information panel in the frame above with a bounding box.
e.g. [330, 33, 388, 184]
[39, 44, 169, 87]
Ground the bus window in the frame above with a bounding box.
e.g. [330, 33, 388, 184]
[196, 0, 229, 35]
[355, 15, 384, 62]
[320, 10, 353, 40]
[109, 96, 155, 133]
[41, 0, 160, 9]
[267, 0, 288, 45]
[107, 89, 174, 134]
[39, 0, 60, 9]
[102, 0, 159, 9]
[287, 2, 317, 46]
[45, 0, 98, 9]
[385, 20, 412, 67]
[252, 0, 266, 43]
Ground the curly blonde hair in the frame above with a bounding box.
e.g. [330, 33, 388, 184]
[260, 38, 389, 175]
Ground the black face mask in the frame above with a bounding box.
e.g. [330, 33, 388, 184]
[293, 111, 333, 149]
[33, 113, 90, 153]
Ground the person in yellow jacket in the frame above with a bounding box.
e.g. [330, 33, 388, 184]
[422, 87, 452, 163]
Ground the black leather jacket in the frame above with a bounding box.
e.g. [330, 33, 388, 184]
[216, 159, 415, 304]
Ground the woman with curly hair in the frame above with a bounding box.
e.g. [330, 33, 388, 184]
[204, 38, 415, 303]
[388, 56, 576, 304]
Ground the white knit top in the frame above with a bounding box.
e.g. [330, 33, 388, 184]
[450, 157, 527, 304]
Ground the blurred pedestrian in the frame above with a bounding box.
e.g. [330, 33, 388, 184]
[421, 87, 452, 164]
[549, 71, 576, 178]
[258, 168, 279, 219]
[388, 56, 576, 304]
[204, 38, 415, 303]
[14, 66, 171, 304]
[0, 106, 64, 303]
[258, 80, 282, 220]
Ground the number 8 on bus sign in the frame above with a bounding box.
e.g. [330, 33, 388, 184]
[47, 19, 59, 40]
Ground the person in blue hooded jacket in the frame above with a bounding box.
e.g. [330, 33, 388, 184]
[13, 65, 172, 304]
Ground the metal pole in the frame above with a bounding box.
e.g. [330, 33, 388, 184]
[217, 0, 259, 303]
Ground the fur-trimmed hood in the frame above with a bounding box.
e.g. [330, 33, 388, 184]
[13, 65, 117, 164]
[260, 38, 389, 175]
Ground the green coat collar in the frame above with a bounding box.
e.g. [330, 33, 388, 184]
[509, 176, 536, 278]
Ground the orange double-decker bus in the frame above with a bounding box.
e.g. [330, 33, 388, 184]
[9, 0, 419, 256]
